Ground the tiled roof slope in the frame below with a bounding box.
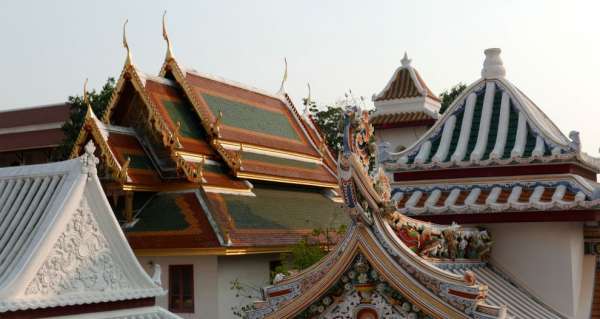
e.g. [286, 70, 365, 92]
[0, 142, 168, 314]
[370, 111, 435, 127]
[441, 264, 564, 319]
[160, 59, 338, 187]
[0, 103, 70, 152]
[374, 66, 440, 102]
[125, 184, 347, 249]
[384, 50, 600, 173]
[392, 175, 600, 216]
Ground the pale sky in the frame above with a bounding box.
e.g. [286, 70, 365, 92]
[1, 0, 599, 154]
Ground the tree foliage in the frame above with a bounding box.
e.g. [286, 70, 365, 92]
[438, 82, 467, 114]
[54, 78, 116, 160]
[304, 98, 344, 155]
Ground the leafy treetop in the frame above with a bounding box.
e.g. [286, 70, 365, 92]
[438, 82, 467, 114]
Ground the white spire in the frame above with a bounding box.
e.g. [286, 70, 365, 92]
[481, 48, 506, 79]
[401, 52, 412, 68]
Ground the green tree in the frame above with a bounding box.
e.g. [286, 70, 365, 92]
[304, 98, 344, 155]
[439, 82, 467, 114]
[54, 78, 116, 160]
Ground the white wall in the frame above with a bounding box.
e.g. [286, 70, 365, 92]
[217, 254, 280, 319]
[137, 254, 279, 319]
[576, 255, 596, 319]
[137, 255, 219, 319]
[483, 222, 585, 318]
[375, 125, 429, 154]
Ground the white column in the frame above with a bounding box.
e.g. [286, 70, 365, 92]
[490, 92, 510, 160]
[510, 112, 528, 158]
[432, 115, 457, 164]
[413, 141, 432, 165]
[531, 136, 546, 158]
[470, 82, 496, 162]
[451, 93, 477, 163]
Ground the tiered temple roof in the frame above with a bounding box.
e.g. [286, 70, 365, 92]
[246, 100, 562, 318]
[383, 48, 600, 224]
[70, 23, 345, 254]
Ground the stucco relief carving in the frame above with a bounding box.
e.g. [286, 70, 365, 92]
[26, 198, 129, 295]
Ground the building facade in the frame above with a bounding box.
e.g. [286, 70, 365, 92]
[248, 49, 600, 319]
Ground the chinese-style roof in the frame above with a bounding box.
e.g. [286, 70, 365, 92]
[374, 54, 440, 103]
[385, 49, 600, 173]
[0, 142, 174, 316]
[392, 174, 600, 218]
[382, 48, 600, 223]
[0, 103, 70, 152]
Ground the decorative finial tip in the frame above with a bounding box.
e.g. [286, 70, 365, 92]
[162, 10, 174, 59]
[122, 19, 133, 64]
[401, 52, 411, 67]
[481, 48, 505, 79]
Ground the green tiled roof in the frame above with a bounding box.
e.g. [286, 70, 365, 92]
[406, 82, 553, 165]
[123, 153, 154, 170]
[201, 93, 301, 141]
[221, 184, 347, 230]
[128, 194, 190, 232]
[243, 152, 319, 170]
[162, 100, 206, 139]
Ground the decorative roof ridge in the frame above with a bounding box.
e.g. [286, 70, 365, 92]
[101, 62, 209, 183]
[71, 109, 127, 183]
[280, 92, 338, 178]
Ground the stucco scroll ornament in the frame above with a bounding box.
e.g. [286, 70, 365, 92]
[81, 140, 99, 179]
[26, 198, 129, 295]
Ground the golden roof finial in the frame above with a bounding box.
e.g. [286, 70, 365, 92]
[237, 144, 244, 168]
[120, 156, 131, 182]
[212, 111, 222, 137]
[277, 57, 288, 94]
[162, 10, 174, 60]
[122, 19, 133, 65]
[195, 157, 205, 182]
[304, 82, 311, 115]
[83, 78, 94, 115]
[172, 121, 182, 148]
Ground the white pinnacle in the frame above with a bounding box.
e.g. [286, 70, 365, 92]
[401, 52, 412, 68]
[481, 48, 506, 79]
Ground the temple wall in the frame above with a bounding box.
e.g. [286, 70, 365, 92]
[483, 222, 585, 318]
[137, 254, 278, 319]
[375, 125, 429, 153]
[576, 255, 596, 319]
[217, 254, 279, 319]
[137, 255, 219, 319]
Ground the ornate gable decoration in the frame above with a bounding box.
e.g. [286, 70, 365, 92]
[383, 48, 600, 173]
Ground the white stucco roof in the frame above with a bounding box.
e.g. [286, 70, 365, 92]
[0, 142, 169, 313]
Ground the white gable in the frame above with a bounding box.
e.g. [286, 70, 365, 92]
[0, 142, 166, 313]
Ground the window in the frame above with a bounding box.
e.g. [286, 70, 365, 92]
[169, 265, 194, 313]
